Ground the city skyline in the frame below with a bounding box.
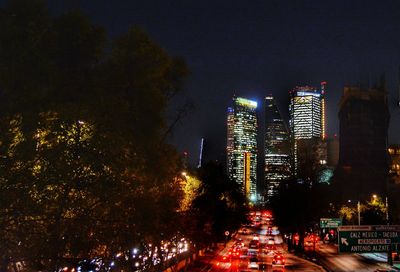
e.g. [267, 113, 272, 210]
[229, 84, 327, 195]
[14, 0, 400, 167]
[1, 1, 399, 270]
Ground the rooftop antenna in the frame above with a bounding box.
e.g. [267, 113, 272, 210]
[197, 138, 204, 168]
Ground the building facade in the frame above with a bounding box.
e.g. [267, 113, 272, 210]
[327, 135, 339, 167]
[388, 145, 400, 184]
[334, 85, 389, 200]
[264, 95, 291, 201]
[227, 97, 258, 201]
[289, 85, 326, 181]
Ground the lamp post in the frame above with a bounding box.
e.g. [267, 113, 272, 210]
[372, 194, 389, 225]
[348, 200, 361, 225]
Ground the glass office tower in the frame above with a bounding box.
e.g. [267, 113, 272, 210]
[289, 86, 325, 175]
[264, 95, 291, 201]
[227, 97, 258, 201]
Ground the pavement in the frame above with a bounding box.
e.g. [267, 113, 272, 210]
[303, 242, 400, 272]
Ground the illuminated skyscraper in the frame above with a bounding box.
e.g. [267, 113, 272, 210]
[227, 96, 258, 200]
[289, 85, 326, 178]
[264, 95, 291, 200]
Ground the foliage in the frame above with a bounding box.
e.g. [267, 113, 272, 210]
[296, 138, 328, 186]
[0, 0, 188, 270]
[338, 205, 357, 224]
[270, 181, 334, 233]
[271, 137, 332, 233]
[337, 196, 387, 225]
[186, 162, 248, 247]
[179, 173, 201, 212]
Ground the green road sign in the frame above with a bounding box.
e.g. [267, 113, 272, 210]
[338, 225, 400, 253]
[320, 218, 342, 228]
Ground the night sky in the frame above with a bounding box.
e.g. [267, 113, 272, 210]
[4, 0, 400, 166]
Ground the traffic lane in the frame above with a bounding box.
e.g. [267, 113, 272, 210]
[316, 252, 385, 272]
[209, 256, 243, 272]
[316, 242, 388, 272]
[220, 239, 271, 271]
[271, 242, 324, 272]
[282, 252, 324, 272]
[230, 226, 289, 271]
[234, 257, 322, 272]
[235, 233, 298, 270]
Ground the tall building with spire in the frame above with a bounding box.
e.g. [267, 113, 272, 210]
[264, 95, 291, 201]
[227, 96, 258, 201]
[289, 84, 327, 182]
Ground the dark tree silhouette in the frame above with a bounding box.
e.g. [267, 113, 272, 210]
[0, 0, 189, 270]
[187, 162, 248, 247]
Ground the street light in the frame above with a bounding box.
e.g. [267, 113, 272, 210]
[348, 199, 361, 225]
[371, 194, 389, 225]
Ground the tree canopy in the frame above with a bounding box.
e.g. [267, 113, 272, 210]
[0, 0, 188, 270]
[186, 162, 248, 246]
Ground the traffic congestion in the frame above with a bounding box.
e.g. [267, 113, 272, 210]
[207, 210, 323, 272]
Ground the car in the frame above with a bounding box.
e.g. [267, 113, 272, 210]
[258, 263, 268, 271]
[235, 240, 244, 247]
[248, 257, 259, 269]
[264, 244, 276, 251]
[267, 238, 275, 245]
[249, 240, 259, 249]
[216, 255, 231, 269]
[247, 248, 258, 257]
[228, 247, 240, 258]
[272, 252, 285, 266]
[305, 239, 313, 247]
[240, 228, 249, 234]
[263, 244, 276, 255]
[240, 248, 249, 258]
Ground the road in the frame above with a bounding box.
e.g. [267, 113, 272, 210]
[206, 235, 324, 272]
[190, 211, 325, 272]
[313, 242, 395, 272]
[187, 211, 398, 272]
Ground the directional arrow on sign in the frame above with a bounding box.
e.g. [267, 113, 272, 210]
[341, 238, 349, 246]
